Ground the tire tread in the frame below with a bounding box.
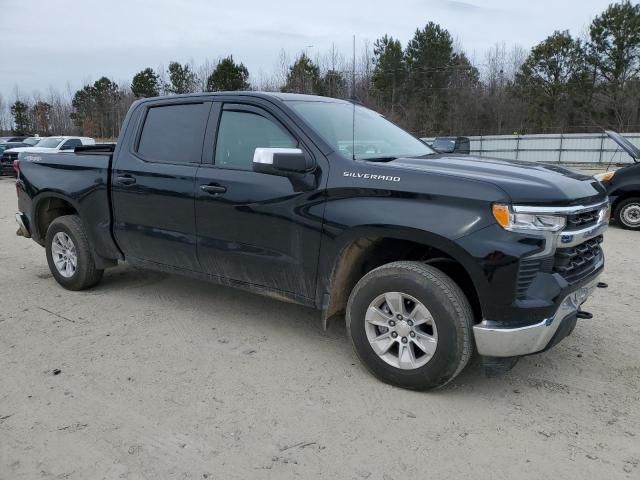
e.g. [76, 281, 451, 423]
[346, 261, 474, 390]
[46, 215, 104, 290]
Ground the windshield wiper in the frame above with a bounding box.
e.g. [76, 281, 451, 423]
[361, 156, 398, 162]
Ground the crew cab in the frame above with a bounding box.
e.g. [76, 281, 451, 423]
[595, 131, 640, 231]
[14, 93, 609, 390]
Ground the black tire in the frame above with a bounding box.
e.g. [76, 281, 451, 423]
[614, 197, 640, 231]
[346, 261, 474, 390]
[45, 215, 104, 290]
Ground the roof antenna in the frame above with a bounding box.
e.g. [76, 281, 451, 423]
[352, 34, 356, 161]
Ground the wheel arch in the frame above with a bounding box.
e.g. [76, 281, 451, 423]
[611, 190, 640, 212]
[319, 226, 486, 329]
[31, 192, 81, 245]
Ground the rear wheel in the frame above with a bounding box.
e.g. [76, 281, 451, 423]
[46, 215, 104, 290]
[615, 197, 640, 231]
[346, 261, 474, 390]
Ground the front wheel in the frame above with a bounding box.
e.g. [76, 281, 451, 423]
[346, 261, 474, 390]
[615, 197, 640, 231]
[45, 215, 104, 290]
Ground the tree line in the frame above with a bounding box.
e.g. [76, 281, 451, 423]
[2, 1, 639, 139]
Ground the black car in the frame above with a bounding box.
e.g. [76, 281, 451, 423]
[431, 136, 471, 154]
[0, 142, 29, 175]
[596, 131, 640, 231]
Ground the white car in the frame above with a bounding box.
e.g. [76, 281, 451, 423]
[7, 136, 95, 156]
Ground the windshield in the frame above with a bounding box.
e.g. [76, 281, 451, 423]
[36, 137, 64, 148]
[287, 100, 434, 161]
[23, 137, 41, 146]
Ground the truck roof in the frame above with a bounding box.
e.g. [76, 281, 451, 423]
[136, 91, 350, 105]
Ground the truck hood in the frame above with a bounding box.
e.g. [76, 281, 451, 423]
[605, 130, 638, 162]
[10, 147, 58, 154]
[388, 155, 606, 204]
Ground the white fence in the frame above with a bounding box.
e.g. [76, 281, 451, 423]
[423, 132, 640, 165]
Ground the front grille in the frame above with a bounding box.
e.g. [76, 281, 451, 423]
[1, 152, 18, 163]
[517, 235, 603, 298]
[553, 235, 603, 284]
[566, 208, 600, 230]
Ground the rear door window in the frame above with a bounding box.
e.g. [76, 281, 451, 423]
[137, 103, 210, 164]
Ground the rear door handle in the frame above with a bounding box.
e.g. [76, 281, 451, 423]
[200, 184, 227, 194]
[116, 175, 136, 186]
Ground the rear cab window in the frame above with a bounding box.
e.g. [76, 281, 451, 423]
[137, 103, 210, 164]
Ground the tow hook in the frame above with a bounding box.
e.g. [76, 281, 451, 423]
[577, 310, 593, 320]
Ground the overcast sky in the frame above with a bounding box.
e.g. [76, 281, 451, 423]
[0, 0, 623, 101]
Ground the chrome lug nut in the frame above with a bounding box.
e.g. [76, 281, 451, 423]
[396, 314, 403, 320]
[407, 320, 413, 327]
[389, 320, 396, 327]
[391, 332, 398, 338]
[401, 337, 408, 344]
[410, 331, 415, 337]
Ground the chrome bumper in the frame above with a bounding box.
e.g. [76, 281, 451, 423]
[473, 277, 599, 357]
[15, 212, 30, 238]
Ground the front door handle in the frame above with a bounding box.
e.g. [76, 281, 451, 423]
[200, 184, 227, 195]
[116, 175, 136, 186]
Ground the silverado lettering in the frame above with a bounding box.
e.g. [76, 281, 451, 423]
[343, 171, 401, 182]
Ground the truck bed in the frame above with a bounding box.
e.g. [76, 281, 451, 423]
[16, 145, 121, 263]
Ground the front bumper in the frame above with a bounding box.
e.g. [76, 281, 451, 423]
[473, 277, 599, 357]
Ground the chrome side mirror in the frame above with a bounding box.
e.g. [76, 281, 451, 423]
[252, 147, 313, 174]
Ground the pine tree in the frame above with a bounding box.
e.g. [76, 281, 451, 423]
[282, 54, 321, 94]
[10, 100, 31, 134]
[131, 68, 160, 98]
[167, 62, 197, 94]
[372, 35, 406, 116]
[404, 22, 454, 134]
[206, 56, 250, 92]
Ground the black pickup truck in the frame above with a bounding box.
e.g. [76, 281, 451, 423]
[595, 131, 640, 231]
[14, 92, 610, 389]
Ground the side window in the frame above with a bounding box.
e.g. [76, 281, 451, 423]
[61, 139, 81, 150]
[137, 103, 210, 164]
[214, 110, 296, 170]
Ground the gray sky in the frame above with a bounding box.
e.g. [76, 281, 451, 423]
[0, 0, 621, 101]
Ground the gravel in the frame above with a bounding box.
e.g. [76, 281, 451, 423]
[0, 176, 638, 479]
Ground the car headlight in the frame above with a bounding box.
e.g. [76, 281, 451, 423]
[492, 204, 566, 232]
[598, 204, 611, 223]
[595, 171, 615, 182]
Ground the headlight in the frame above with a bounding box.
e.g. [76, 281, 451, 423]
[492, 204, 566, 232]
[595, 171, 615, 182]
[598, 204, 611, 223]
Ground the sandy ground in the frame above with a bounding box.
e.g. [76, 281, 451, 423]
[0, 175, 638, 480]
